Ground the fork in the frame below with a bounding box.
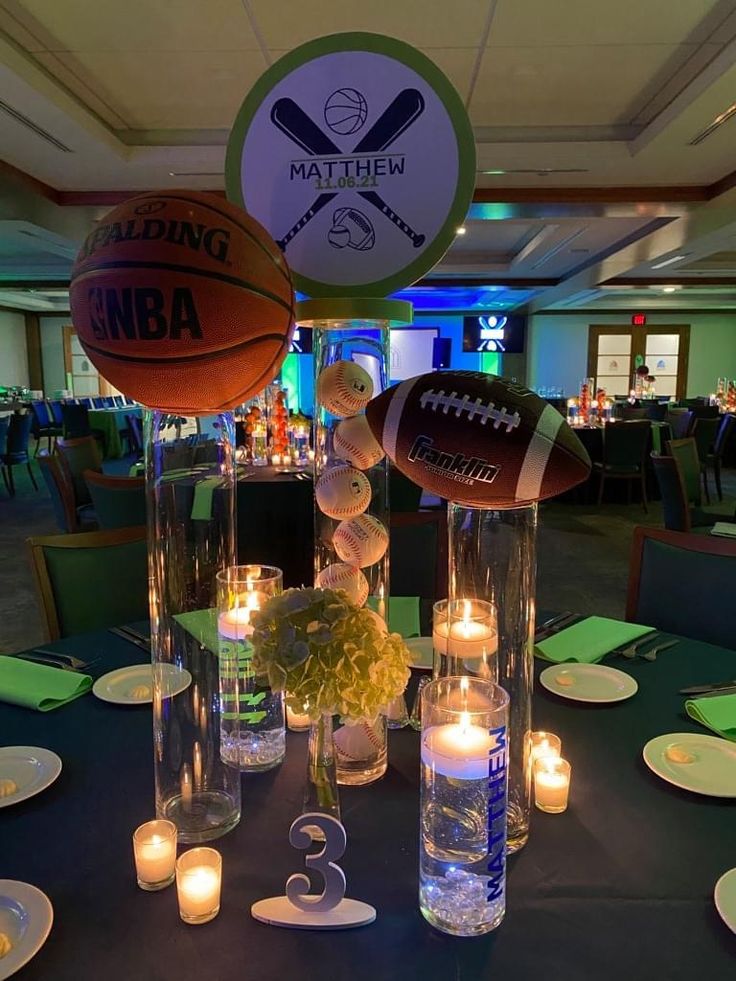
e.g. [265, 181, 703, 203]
[615, 632, 661, 659]
[639, 639, 679, 662]
[16, 652, 98, 673]
[22, 648, 93, 670]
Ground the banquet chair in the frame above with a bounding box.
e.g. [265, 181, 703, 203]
[113, 396, 125, 407]
[84, 470, 146, 529]
[30, 400, 62, 455]
[642, 402, 668, 422]
[621, 406, 647, 421]
[666, 438, 702, 507]
[92, 397, 106, 408]
[127, 413, 144, 455]
[704, 413, 735, 502]
[1, 412, 38, 496]
[61, 403, 105, 447]
[665, 409, 694, 440]
[27, 526, 148, 641]
[650, 454, 691, 532]
[37, 453, 91, 533]
[390, 511, 448, 634]
[78, 397, 94, 408]
[692, 416, 721, 503]
[626, 527, 736, 649]
[56, 436, 103, 508]
[594, 420, 651, 511]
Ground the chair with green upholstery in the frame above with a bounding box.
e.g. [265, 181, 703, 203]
[57, 436, 103, 508]
[691, 416, 721, 503]
[27, 527, 148, 640]
[38, 453, 83, 533]
[390, 511, 448, 634]
[594, 420, 651, 510]
[83, 470, 146, 529]
[626, 527, 736, 649]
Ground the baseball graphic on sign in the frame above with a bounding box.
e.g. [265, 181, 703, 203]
[324, 88, 368, 135]
[226, 32, 475, 297]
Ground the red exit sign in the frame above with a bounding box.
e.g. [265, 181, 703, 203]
[632, 313, 647, 326]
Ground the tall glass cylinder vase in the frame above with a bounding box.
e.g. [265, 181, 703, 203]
[446, 503, 537, 853]
[146, 411, 240, 843]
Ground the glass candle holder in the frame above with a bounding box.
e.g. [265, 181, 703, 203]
[286, 700, 311, 732]
[217, 565, 285, 772]
[133, 819, 177, 891]
[530, 731, 562, 765]
[533, 757, 571, 814]
[432, 599, 498, 680]
[176, 847, 222, 924]
[419, 677, 509, 937]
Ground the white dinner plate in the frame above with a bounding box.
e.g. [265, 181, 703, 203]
[539, 663, 638, 703]
[0, 881, 53, 980]
[405, 637, 433, 671]
[92, 663, 192, 705]
[0, 748, 62, 810]
[714, 867, 736, 933]
[642, 732, 736, 798]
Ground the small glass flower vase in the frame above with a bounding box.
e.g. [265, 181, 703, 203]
[334, 716, 388, 785]
[447, 502, 537, 854]
[303, 712, 340, 829]
[216, 565, 285, 773]
[419, 677, 509, 936]
[146, 411, 240, 843]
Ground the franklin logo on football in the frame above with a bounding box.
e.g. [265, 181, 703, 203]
[408, 435, 500, 487]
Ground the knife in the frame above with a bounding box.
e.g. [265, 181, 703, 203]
[679, 679, 736, 695]
[684, 686, 736, 699]
[535, 612, 580, 642]
[109, 626, 150, 652]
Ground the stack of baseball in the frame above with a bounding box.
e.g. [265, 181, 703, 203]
[314, 359, 388, 610]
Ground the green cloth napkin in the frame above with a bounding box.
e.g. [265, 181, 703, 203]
[190, 476, 225, 520]
[685, 693, 736, 742]
[535, 616, 653, 663]
[367, 595, 420, 638]
[0, 655, 92, 711]
[174, 608, 219, 654]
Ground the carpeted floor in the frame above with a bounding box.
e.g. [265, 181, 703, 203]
[1, 449, 734, 653]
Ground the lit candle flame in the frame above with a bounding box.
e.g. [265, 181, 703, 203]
[459, 711, 471, 734]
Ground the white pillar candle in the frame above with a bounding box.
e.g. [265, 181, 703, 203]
[217, 590, 267, 640]
[534, 757, 571, 813]
[271, 453, 281, 466]
[133, 820, 177, 891]
[432, 601, 497, 660]
[530, 731, 562, 765]
[176, 848, 222, 924]
[421, 712, 496, 780]
[286, 704, 311, 731]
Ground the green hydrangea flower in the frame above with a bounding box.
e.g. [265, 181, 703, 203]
[251, 586, 412, 724]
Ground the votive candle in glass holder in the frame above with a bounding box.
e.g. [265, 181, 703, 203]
[286, 700, 311, 732]
[530, 731, 562, 765]
[534, 757, 571, 814]
[133, 819, 177, 891]
[176, 847, 222, 924]
[432, 599, 497, 680]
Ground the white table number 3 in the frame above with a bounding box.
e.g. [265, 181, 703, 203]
[251, 812, 376, 930]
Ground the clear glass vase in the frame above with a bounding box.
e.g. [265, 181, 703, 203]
[216, 565, 285, 772]
[419, 677, 509, 936]
[334, 716, 388, 785]
[303, 712, 340, 826]
[447, 503, 537, 853]
[146, 411, 241, 843]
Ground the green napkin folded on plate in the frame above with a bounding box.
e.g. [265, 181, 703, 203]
[0, 655, 92, 711]
[686, 693, 736, 742]
[367, 596, 420, 638]
[535, 616, 653, 664]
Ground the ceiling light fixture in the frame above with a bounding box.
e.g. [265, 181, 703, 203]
[479, 168, 588, 176]
[168, 171, 223, 177]
[456, 226, 467, 235]
[688, 102, 736, 146]
[651, 254, 689, 269]
[661, 285, 679, 293]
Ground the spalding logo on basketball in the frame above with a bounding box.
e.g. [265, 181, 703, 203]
[69, 190, 295, 414]
[365, 371, 591, 508]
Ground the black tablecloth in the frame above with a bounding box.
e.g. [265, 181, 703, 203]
[2, 629, 735, 980]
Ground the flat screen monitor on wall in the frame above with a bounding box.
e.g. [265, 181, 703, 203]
[289, 324, 312, 354]
[463, 314, 526, 353]
[389, 327, 439, 381]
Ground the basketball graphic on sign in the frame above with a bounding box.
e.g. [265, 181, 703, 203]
[226, 32, 476, 297]
[324, 88, 368, 135]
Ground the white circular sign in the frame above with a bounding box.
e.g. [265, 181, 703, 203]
[226, 33, 475, 297]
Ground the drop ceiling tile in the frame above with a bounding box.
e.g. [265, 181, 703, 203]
[420, 48, 478, 102]
[51, 50, 268, 129]
[470, 45, 690, 126]
[14, 0, 261, 51]
[33, 52, 131, 128]
[252, 0, 490, 49]
[0, 4, 48, 51]
[489, 0, 722, 46]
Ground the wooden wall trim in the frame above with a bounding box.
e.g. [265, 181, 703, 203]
[24, 313, 43, 391]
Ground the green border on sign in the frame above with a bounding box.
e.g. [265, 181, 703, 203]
[225, 31, 476, 299]
[296, 297, 413, 325]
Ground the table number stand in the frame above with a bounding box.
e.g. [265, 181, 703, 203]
[251, 813, 376, 930]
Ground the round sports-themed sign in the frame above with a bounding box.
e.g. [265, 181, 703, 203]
[226, 33, 475, 298]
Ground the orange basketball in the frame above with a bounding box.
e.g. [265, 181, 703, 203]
[69, 190, 295, 414]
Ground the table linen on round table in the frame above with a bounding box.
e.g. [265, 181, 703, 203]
[0, 626, 734, 980]
[88, 408, 140, 459]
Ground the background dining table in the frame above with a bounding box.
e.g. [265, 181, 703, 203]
[88, 407, 141, 460]
[1, 624, 735, 980]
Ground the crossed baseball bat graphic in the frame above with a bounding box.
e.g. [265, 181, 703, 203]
[270, 88, 427, 251]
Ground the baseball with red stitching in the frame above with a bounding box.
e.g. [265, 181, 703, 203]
[333, 414, 385, 469]
[332, 514, 389, 568]
[315, 465, 372, 519]
[316, 561, 370, 606]
[317, 359, 374, 417]
[334, 721, 383, 761]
